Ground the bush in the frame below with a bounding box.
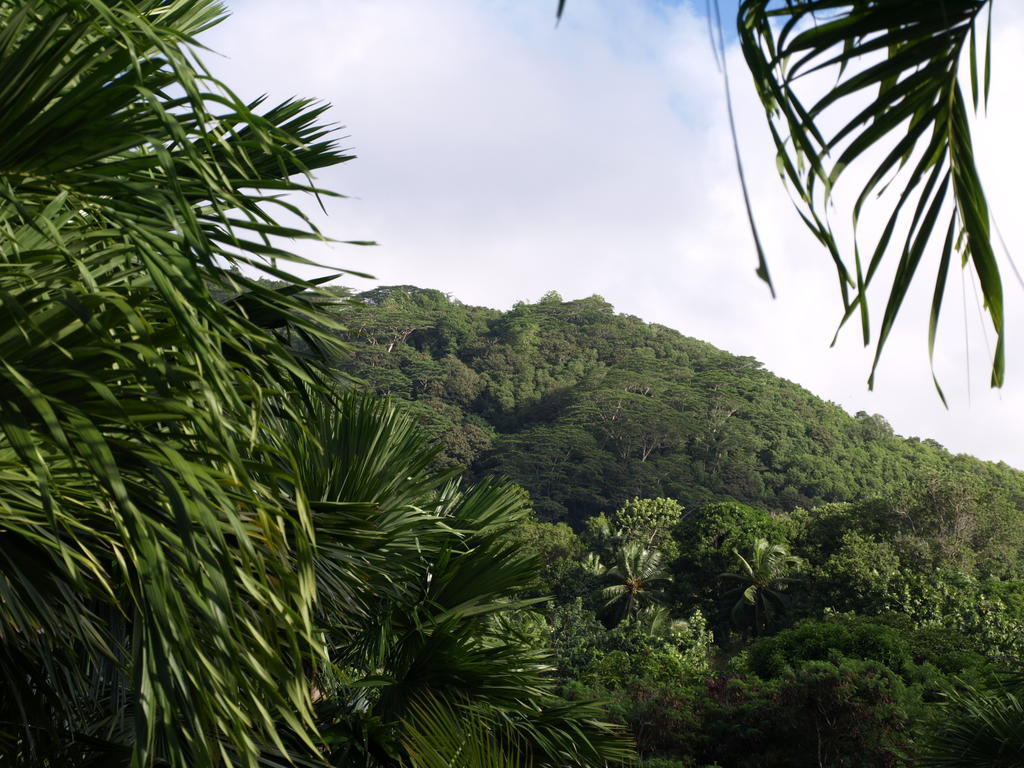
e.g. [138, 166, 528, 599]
[747, 618, 911, 680]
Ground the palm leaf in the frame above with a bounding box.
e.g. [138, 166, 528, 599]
[401, 694, 530, 768]
[738, 0, 1000, 392]
[290, 396, 632, 767]
[918, 681, 1024, 767]
[0, 1, 359, 764]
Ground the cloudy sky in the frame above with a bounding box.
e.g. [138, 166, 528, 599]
[205, 0, 1024, 469]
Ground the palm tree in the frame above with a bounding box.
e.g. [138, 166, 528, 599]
[0, 1, 352, 764]
[632, 604, 687, 641]
[599, 541, 671, 623]
[271, 393, 634, 767]
[0, 4, 634, 765]
[720, 538, 802, 637]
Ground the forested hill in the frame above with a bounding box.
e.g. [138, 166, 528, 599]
[330, 284, 1024, 524]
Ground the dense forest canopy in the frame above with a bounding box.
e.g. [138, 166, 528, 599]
[331, 284, 1024, 523]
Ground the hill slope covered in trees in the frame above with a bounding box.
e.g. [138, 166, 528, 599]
[331, 285, 1023, 524]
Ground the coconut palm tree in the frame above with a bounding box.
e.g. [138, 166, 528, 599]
[598, 541, 671, 624]
[720, 538, 802, 637]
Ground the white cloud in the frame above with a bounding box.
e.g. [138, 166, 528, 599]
[205, 0, 1024, 469]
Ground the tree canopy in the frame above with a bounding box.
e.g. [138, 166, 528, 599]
[333, 286, 1024, 524]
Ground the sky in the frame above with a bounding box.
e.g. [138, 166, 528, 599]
[205, 0, 1024, 470]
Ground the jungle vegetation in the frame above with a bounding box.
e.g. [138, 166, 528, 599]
[331, 285, 1024, 767]
[0, 1, 628, 765]
[334, 285, 1024, 524]
[2, 0, 1021, 766]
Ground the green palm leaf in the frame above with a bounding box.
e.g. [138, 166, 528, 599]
[289, 396, 632, 767]
[598, 541, 670, 622]
[918, 681, 1024, 767]
[401, 694, 530, 768]
[0, 1, 357, 764]
[721, 538, 802, 635]
[739, 0, 1000, 393]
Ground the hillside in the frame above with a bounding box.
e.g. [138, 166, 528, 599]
[325, 285, 1024, 766]
[330, 285, 1024, 524]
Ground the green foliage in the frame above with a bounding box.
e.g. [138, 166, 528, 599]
[671, 503, 794, 631]
[333, 288, 1024, 525]
[890, 473, 1024, 576]
[331, 287, 1024, 764]
[816, 532, 903, 614]
[740, 0, 1002, 390]
[504, 518, 587, 599]
[401, 695, 529, 768]
[601, 672, 707, 761]
[0, 5, 639, 764]
[794, 500, 895, 565]
[720, 539, 803, 637]
[679, 502, 790, 574]
[693, 659, 911, 767]
[578, 626, 711, 761]
[12, 0, 1023, 763]
[0, 1, 356, 763]
[917, 680, 1024, 767]
[613, 497, 684, 556]
[283, 394, 633, 768]
[877, 569, 1024, 662]
[598, 542, 672, 624]
[747, 619, 911, 680]
[549, 598, 609, 681]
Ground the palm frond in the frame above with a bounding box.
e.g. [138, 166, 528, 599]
[0, 0, 359, 763]
[918, 681, 1024, 767]
[290, 396, 632, 767]
[402, 694, 530, 768]
[739, 0, 999, 392]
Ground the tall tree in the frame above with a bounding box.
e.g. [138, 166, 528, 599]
[599, 541, 672, 623]
[721, 538, 803, 637]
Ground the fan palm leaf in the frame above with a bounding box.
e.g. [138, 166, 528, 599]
[401, 694, 530, 768]
[283, 395, 632, 767]
[918, 680, 1024, 767]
